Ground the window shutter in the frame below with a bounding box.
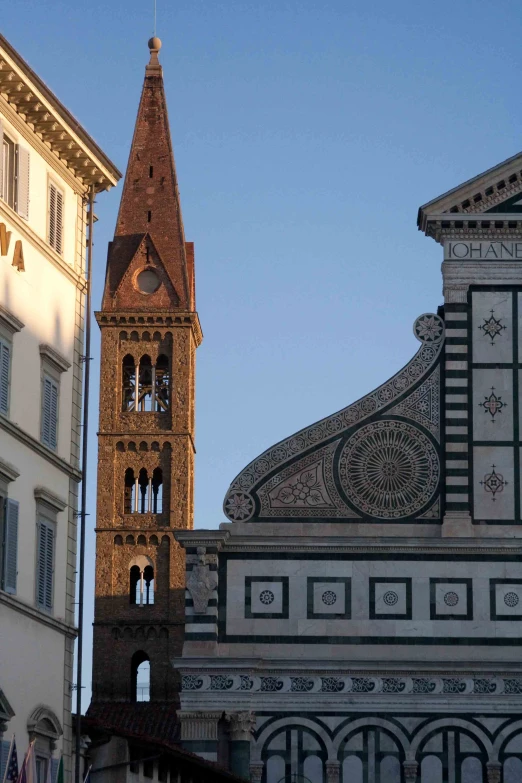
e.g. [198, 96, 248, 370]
[0, 120, 4, 201]
[0, 740, 10, 783]
[48, 183, 63, 255]
[4, 498, 19, 594]
[51, 758, 59, 783]
[0, 339, 10, 415]
[37, 518, 54, 611]
[41, 375, 58, 450]
[16, 145, 30, 220]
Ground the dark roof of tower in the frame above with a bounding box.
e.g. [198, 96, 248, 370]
[101, 40, 192, 311]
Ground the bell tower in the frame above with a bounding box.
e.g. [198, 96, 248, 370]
[90, 38, 201, 718]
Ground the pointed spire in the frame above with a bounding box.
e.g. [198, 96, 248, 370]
[102, 38, 192, 311]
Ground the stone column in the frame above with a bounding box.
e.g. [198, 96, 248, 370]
[226, 711, 256, 780]
[178, 711, 221, 761]
[403, 760, 418, 782]
[249, 762, 264, 783]
[486, 762, 502, 783]
[325, 760, 340, 783]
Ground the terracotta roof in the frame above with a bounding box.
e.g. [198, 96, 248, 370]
[81, 705, 246, 782]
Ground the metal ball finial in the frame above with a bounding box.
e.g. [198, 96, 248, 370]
[148, 36, 162, 51]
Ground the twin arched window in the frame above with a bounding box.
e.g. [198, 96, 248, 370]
[122, 354, 169, 412]
[124, 468, 163, 514]
[130, 564, 154, 605]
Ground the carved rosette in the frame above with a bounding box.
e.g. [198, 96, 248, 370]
[225, 711, 256, 742]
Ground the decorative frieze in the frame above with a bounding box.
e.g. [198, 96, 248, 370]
[177, 711, 221, 741]
[182, 673, 522, 696]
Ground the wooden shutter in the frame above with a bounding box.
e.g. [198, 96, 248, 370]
[4, 498, 19, 594]
[37, 518, 54, 611]
[41, 375, 58, 449]
[51, 758, 59, 783]
[48, 182, 63, 254]
[0, 339, 10, 414]
[0, 120, 4, 201]
[16, 145, 30, 220]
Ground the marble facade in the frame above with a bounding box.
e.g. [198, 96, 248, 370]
[174, 155, 522, 782]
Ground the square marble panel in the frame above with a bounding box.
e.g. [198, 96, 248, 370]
[307, 577, 351, 619]
[245, 576, 289, 619]
[369, 578, 412, 620]
[473, 446, 514, 520]
[472, 368, 513, 441]
[472, 290, 513, 364]
[430, 579, 472, 620]
[490, 579, 522, 620]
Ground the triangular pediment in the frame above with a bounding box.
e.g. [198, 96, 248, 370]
[0, 687, 15, 721]
[418, 148, 522, 233]
[103, 233, 180, 311]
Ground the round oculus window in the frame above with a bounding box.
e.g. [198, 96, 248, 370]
[136, 268, 161, 294]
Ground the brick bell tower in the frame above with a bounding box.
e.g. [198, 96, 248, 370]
[89, 38, 201, 722]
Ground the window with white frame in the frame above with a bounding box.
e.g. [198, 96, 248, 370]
[0, 121, 30, 219]
[48, 181, 63, 254]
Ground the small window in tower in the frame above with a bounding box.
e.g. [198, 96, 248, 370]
[124, 468, 136, 513]
[130, 564, 140, 604]
[144, 565, 155, 605]
[152, 468, 163, 513]
[147, 210, 151, 222]
[149, 166, 153, 178]
[138, 467, 149, 513]
[137, 355, 153, 411]
[155, 355, 169, 412]
[131, 651, 150, 702]
[122, 355, 136, 411]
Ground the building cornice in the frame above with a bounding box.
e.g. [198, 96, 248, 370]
[0, 200, 87, 290]
[0, 36, 121, 192]
[0, 415, 81, 481]
[0, 590, 77, 638]
[0, 457, 19, 483]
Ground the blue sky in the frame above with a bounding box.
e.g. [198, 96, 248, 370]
[3, 0, 521, 707]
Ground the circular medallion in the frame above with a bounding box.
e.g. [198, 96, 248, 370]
[322, 590, 337, 606]
[383, 591, 399, 606]
[413, 313, 444, 344]
[339, 420, 439, 519]
[224, 491, 254, 521]
[504, 591, 519, 608]
[444, 591, 459, 607]
[136, 268, 161, 294]
[259, 590, 274, 605]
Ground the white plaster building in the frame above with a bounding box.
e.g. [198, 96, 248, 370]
[0, 34, 120, 783]
[174, 151, 522, 782]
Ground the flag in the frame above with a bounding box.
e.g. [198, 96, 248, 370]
[17, 741, 36, 783]
[3, 737, 18, 783]
[55, 756, 63, 783]
[82, 765, 92, 783]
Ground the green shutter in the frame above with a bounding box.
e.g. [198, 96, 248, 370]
[4, 498, 19, 594]
[37, 518, 54, 611]
[0, 339, 10, 415]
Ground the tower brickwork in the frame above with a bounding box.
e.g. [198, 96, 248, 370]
[90, 39, 201, 713]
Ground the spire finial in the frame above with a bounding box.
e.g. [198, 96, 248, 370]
[147, 36, 162, 71]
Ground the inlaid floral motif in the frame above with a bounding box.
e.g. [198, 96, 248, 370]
[275, 464, 328, 507]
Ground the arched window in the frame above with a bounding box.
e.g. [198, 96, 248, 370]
[124, 468, 162, 514]
[124, 468, 135, 513]
[27, 706, 62, 783]
[131, 651, 150, 702]
[152, 468, 163, 513]
[137, 355, 153, 411]
[129, 557, 154, 605]
[155, 355, 169, 411]
[122, 355, 136, 411]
